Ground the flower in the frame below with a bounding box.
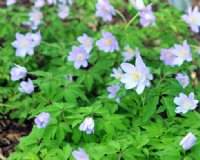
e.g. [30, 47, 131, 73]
[34, 0, 45, 8]
[131, 0, 145, 10]
[34, 112, 50, 128]
[96, 30, 119, 53]
[107, 85, 120, 103]
[58, 4, 70, 19]
[72, 148, 90, 160]
[180, 133, 197, 150]
[172, 40, 192, 66]
[47, 0, 57, 5]
[175, 73, 189, 88]
[95, 0, 116, 22]
[139, 5, 156, 27]
[160, 48, 176, 66]
[11, 33, 35, 57]
[67, 0, 73, 4]
[29, 9, 43, 30]
[18, 78, 34, 94]
[67, 46, 90, 69]
[10, 64, 27, 81]
[79, 117, 94, 134]
[174, 92, 198, 114]
[182, 6, 200, 33]
[122, 45, 137, 61]
[120, 53, 153, 94]
[6, 0, 16, 6]
[31, 31, 42, 46]
[107, 84, 120, 98]
[77, 34, 94, 53]
[110, 68, 122, 79]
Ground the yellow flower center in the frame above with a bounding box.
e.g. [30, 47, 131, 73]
[181, 79, 186, 85]
[85, 39, 91, 46]
[166, 53, 173, 59]
[183, 101, 190, 108]
[191, 17, 197, 24]
[126, 48, 134, 55]
[76, 54, 84, 61]
[180, 49, 187, 58]
[131, 70, 140, 81]
[115, 73, 121, 79]
[21, 41, 28, 47]
[35, 13, 42, 19]
[105, 38, 113, 46]
[103, 7, 109, 13]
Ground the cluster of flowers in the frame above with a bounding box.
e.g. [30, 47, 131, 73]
[8, 0, 200, 159]
[67, 30, 119, 69]
[10, 64, 34, 94]
[7, 0, 72, 30]
[132, 0, 156, 27]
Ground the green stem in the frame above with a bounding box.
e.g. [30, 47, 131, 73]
[115, 9, 127, 24]
[123, 12, 139, 31]
[190, 45, 199, 49]
[0, 103, 16, 107]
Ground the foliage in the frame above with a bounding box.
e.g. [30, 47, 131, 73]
[0, 0, 200, 160]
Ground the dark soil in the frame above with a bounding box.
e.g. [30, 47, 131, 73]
[0, 115, 32, 159]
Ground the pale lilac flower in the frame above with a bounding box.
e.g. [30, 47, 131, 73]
[175, 73, 189, 88]
[11, 33, 35, 57]
[18, 78, 34, 94]
[120, 53, 153, 94]
[107, 85, 120, 103]
[6, 0, 17, 6]
[29, 9, 43, 29]
[95, 0, 116, 22]
[174, 92, 198, 114]
[107, 85, 120, 98]
[182, 6, 200, 33]
[172, 40, 192, 66]
[180, 133, 197, 150]
[96, 30, 119, 53]
[160, 48, 176, 66]
[110, 68, 123, 79]
[131, 0, 145, 10]
[72, 148, 90, 160]
[77, 34, 94, 53]
[34, 112, 50, 128]
[79, 117, 94, 134]
[31, 31, 42, 46]
[34, 0, 45, 8]
[10, 64, 27, 81]
[139, 5, 156, 27]
[67, 0, 73, 4]
[122, 45, 137, 61]
[67, 46, 90, 69]
[58, 4, 70, 19]
[47, 0, 57, 5]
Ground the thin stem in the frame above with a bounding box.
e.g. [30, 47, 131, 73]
[123, 12, 139, 31]
[115, 9, 127, 24]
[0, 103, 12, 107]
[190, 45, 199, 49]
